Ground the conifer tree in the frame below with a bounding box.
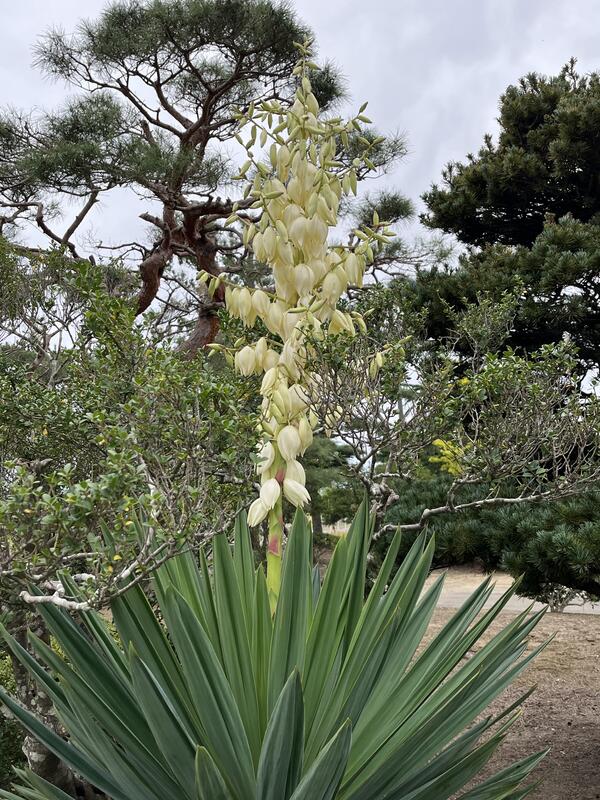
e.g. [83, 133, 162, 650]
[0, 0, 351, 354]
[416, 61, 600, 370]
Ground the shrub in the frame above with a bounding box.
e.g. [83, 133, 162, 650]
[0, 655, 24, 789]
[0, 503, 545, 799]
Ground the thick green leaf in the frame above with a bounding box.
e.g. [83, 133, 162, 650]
[289, 720, 352, 800]
[303, 537, 349, 736]
[112, 584, 193, 714]
[311, 564, 321, 606]
[268, 510, 311, 713]
[212, 532, 261, 758]
[340, 498, 371, 655]
[306, 535, 435, 763]
[0, 625, 68, 707]
[256, 670, 304, 800]
[233, 510, 255, 630]
[59, 572, 129, 675]
[459, 750, 547, 799]
[163, 586, 256, 798]
[129, 647, 197, 797]
[28, 633, 183, 791]
[33, 598, 147, 738]
[252, 565, 272, 735]
[195, 747, 233, 800]
[55, 702, 178, 800]
[0, 685, 125, 800]
[10, 769, 77, 800]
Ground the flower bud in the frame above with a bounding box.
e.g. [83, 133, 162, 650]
[261, 367, 278, 395]
[277, 424, 301, 461]
[289, 216, 307, 247]
[285, 459, 306, 485]
[263, 227, 277, 261]
[283, 203, 303, 228]
[308, 259, 326, 282]
[329, 309, 348, 335]
[294, 263, 315, 296]
[287, 176, 304, 205]
[226, 286, 240, 317]
[321, 272, 342, 303]
[267, 303, 284, 335]
[298, 415, 313, 452]
[260, 416, 278, 437]
[306, 92, 319, 117]
[282, 311, 299, 340]
[267, 178, 286, 196]
[273, 384, 291, 416]
[354, 312, 367, 334]
[254, 337, 268, 367]
[263, 349, 280, 371]
[235, 345, 256, 376]
[288, 383, 309, 415]
[334, 265, 349, 294]
[344, 252, 360, 284]
[279, 342, 300, 379]
[256, 440, 276, 473]
[260, 478, 281, 509]
[317, 195, 334, 224]
[276, 239, 294, 267]
[277, 144, 291, 169]
[238, 288, 252, 320]
[248, 498, 269, 527]
[252, 289, 270, 318]
[253, 232, 266, 262]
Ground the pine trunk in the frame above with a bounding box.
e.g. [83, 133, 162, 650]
[311, 510, 324, 537]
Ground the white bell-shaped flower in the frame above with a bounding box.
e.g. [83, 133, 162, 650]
[277, 425, 302, 462]
[247, 498, 269, 527]
[260, 478, 281, 509]
[283, 478, 310, 507]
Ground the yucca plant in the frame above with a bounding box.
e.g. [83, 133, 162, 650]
[0, 502, 546, 800]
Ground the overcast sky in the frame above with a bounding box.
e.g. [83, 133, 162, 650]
[3, 0, 600, 251]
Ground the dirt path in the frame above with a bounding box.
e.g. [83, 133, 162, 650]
[425, 565, 599, 614]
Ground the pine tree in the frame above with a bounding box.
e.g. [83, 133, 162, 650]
[422, 59, 600, 247]
[381, 474, 600, 606]
[0, 0, 349, 354]
[414, 61, 600, 371]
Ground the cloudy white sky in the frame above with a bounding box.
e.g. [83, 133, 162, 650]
[3, 0, 600, 251]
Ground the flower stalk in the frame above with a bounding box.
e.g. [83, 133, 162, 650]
[219, 41, 393, 605]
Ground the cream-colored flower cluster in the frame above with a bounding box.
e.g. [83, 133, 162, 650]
[219, 52, 392, 527]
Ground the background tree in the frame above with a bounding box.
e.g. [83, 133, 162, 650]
[302, 435, 361, 535]
[416, 61, 600, 372]
[0, 247, 256, 612]
[422, 59, 600, 247]
[0, 244, 256, 790]
[0, 0, 413, 359]
[0, 0, 350, 354]
[383, 472, 600, 608]
[302, 282, 600, 588]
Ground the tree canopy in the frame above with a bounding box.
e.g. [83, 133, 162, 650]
[422, 59, 600, 247]
[412, 62, 600, 372]
[0, 0, 355, 353]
